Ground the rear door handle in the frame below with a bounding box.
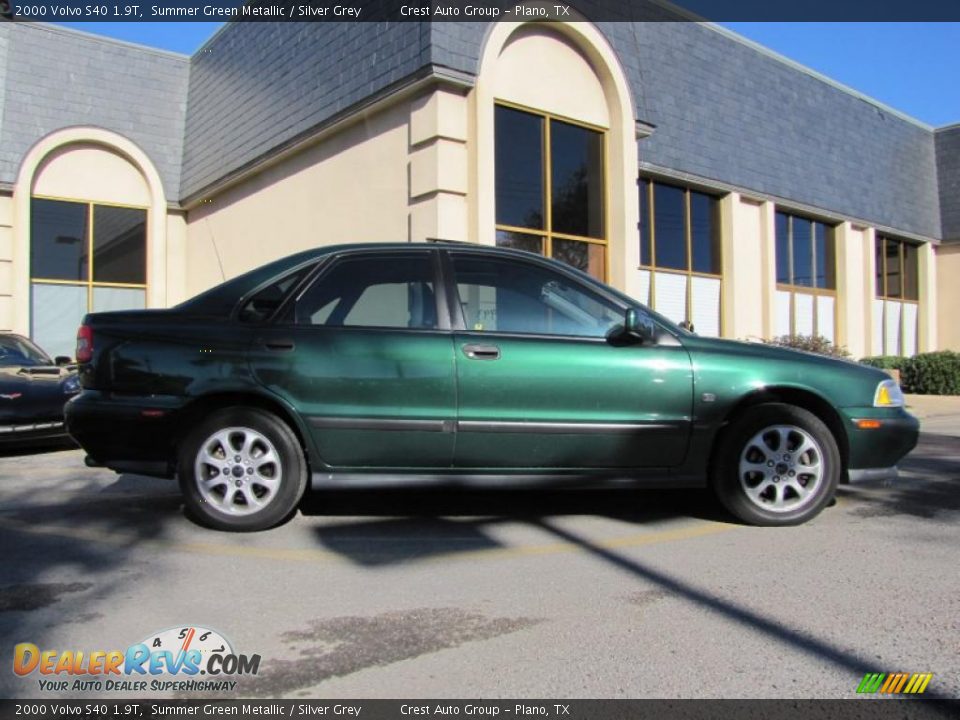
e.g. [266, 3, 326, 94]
[462, 343, 500, 360]
[263, 339, 296, 352]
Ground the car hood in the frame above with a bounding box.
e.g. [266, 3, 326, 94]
[679, 335, 889, 408]
[0, 365, 78, 423]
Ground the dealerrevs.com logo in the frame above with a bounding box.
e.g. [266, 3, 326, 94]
[13, 626, 261, 693]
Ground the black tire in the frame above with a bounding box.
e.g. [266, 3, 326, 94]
[711, 403, 840, 526]
[178, 407, 307, 532]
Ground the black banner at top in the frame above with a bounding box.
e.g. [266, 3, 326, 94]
[3, 0, 960, 22]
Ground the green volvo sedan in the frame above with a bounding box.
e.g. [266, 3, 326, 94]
[65, 243, 919, 531]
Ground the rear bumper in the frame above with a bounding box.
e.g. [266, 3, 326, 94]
[65, 391, 183, 477]
[842, 407, 920, 472]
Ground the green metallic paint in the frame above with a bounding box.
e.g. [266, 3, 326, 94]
[453, 332, 692, 468]
[250, 325, 457, 468]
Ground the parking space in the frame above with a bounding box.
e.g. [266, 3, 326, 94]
[1, 429, 958, 699]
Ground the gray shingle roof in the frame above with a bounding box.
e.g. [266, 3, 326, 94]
[1, 19, 955, 242]
[0, 23, 189, 200]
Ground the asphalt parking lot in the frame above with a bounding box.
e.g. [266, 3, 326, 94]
[1, 428, 958, 700]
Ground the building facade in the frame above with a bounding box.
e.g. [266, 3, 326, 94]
[0, 15, 956, 359]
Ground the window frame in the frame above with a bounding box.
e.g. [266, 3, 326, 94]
[444, 249, 633, 342]
[774, 210, 838, 338]
[30, 194, 149, 312]
[638, 177, 723, 331]
[279, 248, 451, 333]
[875, 234, 920, 303]
[494, 101, 609, 282]
[873, 234, 921, 357]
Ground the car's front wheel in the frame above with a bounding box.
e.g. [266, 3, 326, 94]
[178, 407, 307, 531]
[711, 403, 840, 526]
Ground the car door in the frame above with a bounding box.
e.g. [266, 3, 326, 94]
[445, 251, 694, 470]
[249, 249, 457, 469]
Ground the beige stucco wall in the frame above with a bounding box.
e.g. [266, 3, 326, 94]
[718, 193, 773, 340]
[917, 241, 937, 352]
[166, 212, 189, 306]
[32, 144, 152, 207]
[185, 101, 414, 297]
[835, 222, 869, 358]
[491, 27, 609, 128]
[0, 192, 12, 332]
[936, 243, 960, 351]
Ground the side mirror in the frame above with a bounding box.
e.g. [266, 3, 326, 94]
[623, 308, 656, 344]
[55, 356, 72, 367]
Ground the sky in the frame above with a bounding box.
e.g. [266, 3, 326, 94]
[54, 21, 960, 127]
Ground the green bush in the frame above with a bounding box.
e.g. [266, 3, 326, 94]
[860, 355, 908, 371]
[900, 351, 960, 395]
[765, 334, 851, 359]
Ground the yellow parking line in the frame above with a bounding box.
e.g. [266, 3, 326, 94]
[0, 514, 736, 565]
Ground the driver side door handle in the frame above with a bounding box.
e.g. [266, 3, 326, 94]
[462, 344, 500, 360]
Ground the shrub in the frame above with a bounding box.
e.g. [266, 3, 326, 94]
[900, 351, 960, 395]
[765, 334, 851, 359]
[859, 355, 908, 371]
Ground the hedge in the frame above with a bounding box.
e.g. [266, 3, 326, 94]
[765, 334, 851, 359]
[859, 351, 960, 395]
[859, 355, 908, 371]
[899, 351, 960, 395]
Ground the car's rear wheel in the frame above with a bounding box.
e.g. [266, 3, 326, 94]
[178, 407, 307, 531]
[711, 403, 840, 526]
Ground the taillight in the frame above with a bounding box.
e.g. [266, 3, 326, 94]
[76, 324, 93, 363]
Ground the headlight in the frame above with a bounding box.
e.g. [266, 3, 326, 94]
[62, 375, 81, 395]
[873, 378, 904, 407]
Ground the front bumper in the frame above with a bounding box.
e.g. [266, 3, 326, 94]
[65, 391, 184, 477]
[842, 407, 920, 472]
[846, 466, 899, 483]
[0, 419, 73, 446]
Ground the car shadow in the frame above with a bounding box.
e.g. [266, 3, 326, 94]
[0, 437, 78, 458]
[300, 486, 732, 567]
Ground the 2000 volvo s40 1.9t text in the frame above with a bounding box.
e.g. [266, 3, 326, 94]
[65, 244, 919, 531]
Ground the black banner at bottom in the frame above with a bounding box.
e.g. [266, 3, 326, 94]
[1, 700, 959, 720]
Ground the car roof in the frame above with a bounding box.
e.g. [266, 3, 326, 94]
[175, 242, 549, 316]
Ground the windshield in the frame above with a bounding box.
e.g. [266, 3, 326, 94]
[0, 335, 53, 367]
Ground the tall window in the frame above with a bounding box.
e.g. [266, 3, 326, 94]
[495, 104, 606, 281]
[774, 211, 836, 340]
[873, 235, 920, 356]
[875, 235, 919, 302]
[638, 178, 722, 335]
[30, 197, 147, 358]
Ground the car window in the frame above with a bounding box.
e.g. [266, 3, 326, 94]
[450, 254, 622, 338]
[237, 265, 313, 323]
[295, 254, 438, 330]
[0, 335, 52, 367]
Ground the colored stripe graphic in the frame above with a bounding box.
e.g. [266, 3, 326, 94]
[857, 672, 932, 694]
[857, 673, 885, 693]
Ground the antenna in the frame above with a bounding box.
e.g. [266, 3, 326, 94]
[205, 217, 226, 283]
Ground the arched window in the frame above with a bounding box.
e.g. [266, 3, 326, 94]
[30, 197, 147, 358]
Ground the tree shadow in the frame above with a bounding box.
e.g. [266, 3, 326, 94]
[0, 469, 185, 696]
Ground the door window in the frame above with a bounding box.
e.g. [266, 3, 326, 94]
[451, 254, 621, 338]
[295, 254, 439, 330]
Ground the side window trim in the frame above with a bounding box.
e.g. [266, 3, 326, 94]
[444, 250, 627, 340]
[232, 258, 325, 324]
[281, 248, 452, 332]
